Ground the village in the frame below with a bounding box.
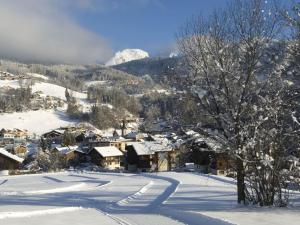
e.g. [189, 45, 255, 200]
[0, 119, 233, 176]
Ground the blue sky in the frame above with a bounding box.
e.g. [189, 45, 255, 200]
[0, 0, 288, 63]
[72, 0, 229, 56]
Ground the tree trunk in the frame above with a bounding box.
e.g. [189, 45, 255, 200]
[237, 157, 246, 204]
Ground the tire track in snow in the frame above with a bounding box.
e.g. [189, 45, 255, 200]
[116, 180, 154, 206]
[0, 207, 83, 220]
[0, 179, 8, 186]
[106, 174, 180, 213]
[0, 182, 87, 196]
[96, 209, 133, 225]
[0, 180, 112, 196]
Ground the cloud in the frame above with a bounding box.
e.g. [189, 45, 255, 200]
[0, 0, 113, 64]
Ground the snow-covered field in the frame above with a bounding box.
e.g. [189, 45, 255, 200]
[85, 80, 108, 86]
[0, 79, 88, 134]
[26, 73, 49, 81]
[0, 110, 78, 135]
[0, 80, 87, 102]
[0, 172, 299, 225]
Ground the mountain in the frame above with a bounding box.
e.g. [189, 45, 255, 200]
[112, 56, 188, 82]
[105, 49, 149, 66]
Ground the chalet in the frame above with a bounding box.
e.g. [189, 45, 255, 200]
[126, 142, 174, 172]
[0, 129, 28, 140]
[88, 146, 123, 170]
[42, 129, 65, 144]
[180, 130, 234, 176]
[0, 148, 24, 170]
[75, 131, 102, 143]
[53, 145, 86, 162]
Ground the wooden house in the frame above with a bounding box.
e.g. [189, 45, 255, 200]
[210, 152, 234, 176]
[181, 130, 234, 176]
[0, 148, 24, 170]
[126, 142, 173, 172]
[42, 129, 65, 144]
[53, 145, 85, 162]
[88, 146, 123, 170]
[75, 131, 102, 143]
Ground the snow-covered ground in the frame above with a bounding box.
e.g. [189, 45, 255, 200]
[0, 110, 78, 135]
[26, 73, 49, 81]
[0, 79, 89, 134]
[85, 80, 108, 87]
[0, 172, 299, 225]
[0, 80, 20, 89]
[0, 80, 87, 102]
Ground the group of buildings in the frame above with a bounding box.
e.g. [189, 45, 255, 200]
[0, 123, 234, 176]
[42, 126, 177, 172]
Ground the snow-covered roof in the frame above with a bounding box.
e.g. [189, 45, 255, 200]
[0, 148, 24, 163]
[129, 142, 173, 156]
[182, 129, 225, 152]
[93, 146, 123, 157]
[54, 145, 81, 155]
[54, 129, 65, 134]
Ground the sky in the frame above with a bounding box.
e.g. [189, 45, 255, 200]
[0, 0, 286, 64]
[71, 0, 229, 57]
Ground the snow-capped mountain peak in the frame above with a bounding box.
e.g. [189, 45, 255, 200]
[105, 49, 149, 66]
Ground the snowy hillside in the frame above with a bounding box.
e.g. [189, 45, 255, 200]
[0, 80, 87, 102]
[0, 79, 88, 134]
[0, 172, 299, 225]
[27, 73, 49, 81]
[0, 110, 78, 135]
[105, 49, 149, 66]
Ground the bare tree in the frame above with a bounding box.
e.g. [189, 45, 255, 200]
[177, 0, 299, 205]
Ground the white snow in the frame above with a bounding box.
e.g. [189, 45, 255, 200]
[0, 79, 89, 135]
[105, 49, 149, 66]
[0, 80, 87, 102]
[32, 82, 87, 102]
[0, 172, 299, 225]
[0, 110, 78, 135]
[0, 80, 19, 89]
[169, 52, 179, 58]
[0, 183, 87, 196]
[85, 80, 108, 86]
[0, 207, 83, 220]
[26, 73, 49, 81]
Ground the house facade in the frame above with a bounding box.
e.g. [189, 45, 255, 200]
[88, 146, 123, 170]
[53, 145, 85, 162]
[0, 148, 24, 170]
[126, 142, 174, 172]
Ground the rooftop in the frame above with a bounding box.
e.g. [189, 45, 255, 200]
[93, 146, 123, 157]
[129, 142, 173, 156]
[0, 148, 24, 163]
